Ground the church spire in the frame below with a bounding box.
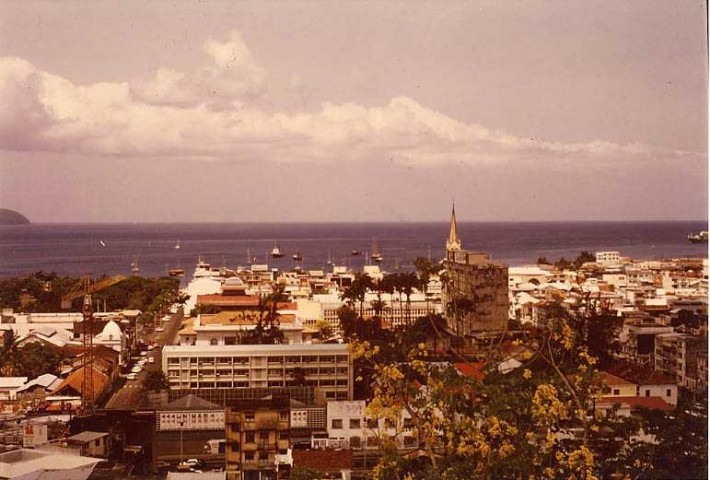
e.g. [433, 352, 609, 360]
[446, 203, 462, 252]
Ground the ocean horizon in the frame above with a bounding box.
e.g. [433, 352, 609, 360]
[0, 221, 707, 280]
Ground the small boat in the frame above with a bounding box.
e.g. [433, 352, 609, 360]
[688, 231, 708, 244]
[293, 251, 302, 261]
[99, 240, 107, 247]
[174, 240, 181, 249]
[271, 244, 284, 258]
[371, 237, 383, 263]
[168, 268, 185, 277]
[351, 250, 361, 256]
[131, 259, 140, 275]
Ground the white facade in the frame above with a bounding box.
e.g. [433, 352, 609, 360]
[596, 251, 620, 265]
[162, 344, 353, 400]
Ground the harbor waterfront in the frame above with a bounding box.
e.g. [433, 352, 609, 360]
[0, 221, 706, 278]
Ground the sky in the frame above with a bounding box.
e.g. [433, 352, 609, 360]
[0, 1, 707, 223]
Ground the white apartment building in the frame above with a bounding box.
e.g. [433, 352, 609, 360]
[178, 312, 307, 346]
[319, 400, 418, 450]
[162, 344, 353, 400]
[596, 251, 620, 265]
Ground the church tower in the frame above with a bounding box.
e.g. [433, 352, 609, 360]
[446, 204, 462, 252]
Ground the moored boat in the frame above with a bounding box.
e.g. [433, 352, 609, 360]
[271, 244, 284, 258]
[688, 231, 708, 244]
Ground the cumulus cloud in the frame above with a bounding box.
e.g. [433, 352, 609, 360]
[0, 30, 703, 167]
[131, 30, 266, 109]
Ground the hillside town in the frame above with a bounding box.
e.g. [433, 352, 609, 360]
[0, 210, 707, 480]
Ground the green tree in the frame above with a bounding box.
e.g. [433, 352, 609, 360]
[574, 251, 596, 269]
[13, 342, 70, 379]
[143, 371, 170, 392]
[0, 330, 18, 376]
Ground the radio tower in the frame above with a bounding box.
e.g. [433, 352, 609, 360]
[81, 278, 95, 413]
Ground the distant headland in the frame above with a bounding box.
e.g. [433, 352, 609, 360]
[0, 208, 30, 225]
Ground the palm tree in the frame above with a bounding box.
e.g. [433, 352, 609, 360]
[401, 272, 418, 327]
[0, 330, 18, 376]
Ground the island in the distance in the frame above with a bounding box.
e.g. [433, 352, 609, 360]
[0, 208, 31, 225]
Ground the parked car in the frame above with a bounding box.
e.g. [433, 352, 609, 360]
[127, 373, 137, 380]
[156, 327, 164, 332]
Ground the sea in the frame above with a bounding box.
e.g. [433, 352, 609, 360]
[0, 222, 707, 281]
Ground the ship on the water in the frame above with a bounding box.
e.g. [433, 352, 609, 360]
[271, 244, 284, 258]
[688, 231, 708, 244]
[371, 237, 383, 263]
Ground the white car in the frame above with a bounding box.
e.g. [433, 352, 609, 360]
[131, 366, 142, 374]
[156, 327, 164, 332]
[140, 351, 148, 357]
[162, 316, 171, 322]
[126, 373, 137, 380]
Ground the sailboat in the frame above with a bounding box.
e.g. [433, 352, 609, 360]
[271, 244, 284, 258]
[371, 237, 383, 263]
[326, 251, 333, 266]
[131, 258, 140, 275]
[292, 251, 303, 261]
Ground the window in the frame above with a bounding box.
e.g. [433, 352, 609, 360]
[349, 419, 361, 429]
[245, 451, 254, 461]
[245, 412, 255, 421]
[258, 451, 268, 460]
[645, 389, 650, 397]
[95, 439, 100, 447]
[366, 419, 378, 429]
[279, 411, 289, 421]
[612, 389, 620, 395]
[385, 419, 396, 429]
[350, 436, 361, 448]
[245, 432, 255, 443]
[210, 338, 219, 346]
[279, 431, 289, 440]
[332, 419, 343, 429]
[259, 432, 269, 441]
[666, 389, 672, 397]
[225, 337, 237, 345]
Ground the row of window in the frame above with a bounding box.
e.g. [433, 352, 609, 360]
[167, 355, 349, 366]
[331, 418, 411, 429]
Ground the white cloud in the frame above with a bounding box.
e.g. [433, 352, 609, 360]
[0, 30, 703, 167]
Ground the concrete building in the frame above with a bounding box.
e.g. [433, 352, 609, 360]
[596, 251, 620, 265]
[163, 344, 353, 400]
[442, 207, 508, 334]
[225, 395, 291, 480]
[654, 332, 708, 392]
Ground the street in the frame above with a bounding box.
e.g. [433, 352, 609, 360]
[104, 309, 184, 410]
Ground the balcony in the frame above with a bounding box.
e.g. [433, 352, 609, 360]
[255, 419, 280, 430]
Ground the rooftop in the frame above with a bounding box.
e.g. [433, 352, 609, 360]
[67, 431, 109, 444]
[163, 343, 349, 354]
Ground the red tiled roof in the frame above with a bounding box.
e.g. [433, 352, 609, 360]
[600, 371, 635, 386]
[453, 362, 486, 381]
[197, 295, 260, 307]
[598, 396, 672, 411]
[292, 449, 353, 470]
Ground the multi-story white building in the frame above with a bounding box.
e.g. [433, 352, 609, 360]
[596, 251, 620, 265]
[162, 344, 353, 400]
[320, 400, 419, 450]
